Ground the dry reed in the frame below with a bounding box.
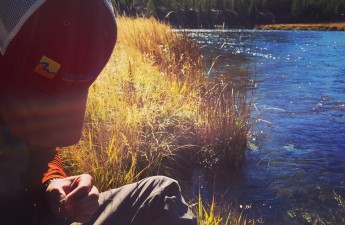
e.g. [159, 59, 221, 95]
[60, 16, 252, 225]
[256, 22, 345, 31]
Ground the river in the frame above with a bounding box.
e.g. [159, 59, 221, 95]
[185, 30, 345, 224]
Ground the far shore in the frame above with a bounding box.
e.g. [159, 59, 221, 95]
[255, 22, 345, 31]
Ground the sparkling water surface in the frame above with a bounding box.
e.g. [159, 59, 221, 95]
[185, 29, 345, 224]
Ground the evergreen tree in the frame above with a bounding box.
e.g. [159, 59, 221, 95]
[147, 0, 157, 15]
[248, 0, 258, 20]
[111, 0, 345, 26]
[182, 0, 190, 11]
[291, 0, 302, 20]
[215, 0, 224, 9]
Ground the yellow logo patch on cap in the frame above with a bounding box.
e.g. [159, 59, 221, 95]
[34, 55, 61, 79]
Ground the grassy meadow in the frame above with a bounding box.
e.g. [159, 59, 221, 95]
[60, 17, 252, 225]
[255, 22, 345, 31]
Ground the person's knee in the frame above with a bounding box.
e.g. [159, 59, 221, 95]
[140, 175, 181, 195]
[152, 175, 178, 185]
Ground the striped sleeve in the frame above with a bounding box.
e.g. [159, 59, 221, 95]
[41, 149, 67, 184]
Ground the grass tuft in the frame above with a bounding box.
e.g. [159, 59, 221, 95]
[256, 22, 345, 31]
[60, 16, 252, 224]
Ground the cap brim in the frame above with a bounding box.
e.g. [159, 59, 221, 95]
[2, 76, 88, 147]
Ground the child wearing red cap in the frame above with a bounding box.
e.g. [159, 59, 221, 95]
[0, 1, 196, 224]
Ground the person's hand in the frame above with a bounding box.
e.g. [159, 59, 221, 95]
[45, 174, 100, 223]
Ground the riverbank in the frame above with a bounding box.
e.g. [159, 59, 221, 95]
[60, 16, 251, 225]
[255, 22, 345, 31]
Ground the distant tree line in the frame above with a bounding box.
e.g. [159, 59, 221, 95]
[111, 0, 345, 28]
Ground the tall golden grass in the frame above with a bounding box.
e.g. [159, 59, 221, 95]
[197, 190, 255, 225]
[60, 16, 251, 224]
[256, 22, 345, 31]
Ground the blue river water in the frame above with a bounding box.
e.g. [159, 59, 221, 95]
[185, 30, 345, 224]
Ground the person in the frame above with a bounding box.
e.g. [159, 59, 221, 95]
[0, 1, 197, 225]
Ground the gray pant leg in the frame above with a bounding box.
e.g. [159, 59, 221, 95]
[83, 175, 196, 225]
[39, 176, 196, 225]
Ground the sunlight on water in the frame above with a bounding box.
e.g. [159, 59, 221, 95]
[186, 29, 345, 224]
